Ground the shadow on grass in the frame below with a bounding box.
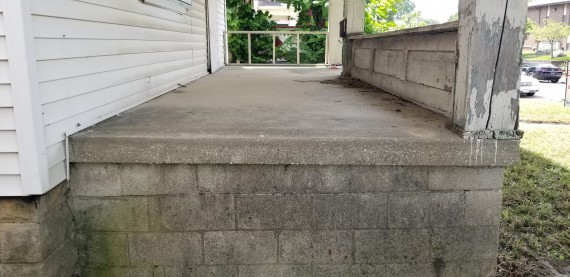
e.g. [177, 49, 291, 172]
[497, 149, 570, 277]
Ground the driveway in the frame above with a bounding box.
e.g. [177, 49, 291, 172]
[522, 78, 568, 102]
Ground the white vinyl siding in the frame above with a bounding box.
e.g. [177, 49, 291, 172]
[31, 0, 209, 188]
[0, 6, 23, 194]
[216, 0, 226, 69]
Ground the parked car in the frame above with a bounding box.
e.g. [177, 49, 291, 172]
[526, 64, 563, 83]
[519, 73, 540, 96]
[522, 62, 542, 72]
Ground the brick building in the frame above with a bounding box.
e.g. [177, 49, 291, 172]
[525, 0, 570, 50]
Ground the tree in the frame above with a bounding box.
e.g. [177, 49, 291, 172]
[447, 13, 458, 22]
[525, 18, 537, 42]
[531, 19, 570, 58]
[364, 0, 402, 34]
[226, 0, 277, 63]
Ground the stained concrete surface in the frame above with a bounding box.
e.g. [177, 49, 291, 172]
[76, 67, 456, 139]
[71, 67, 519, 166]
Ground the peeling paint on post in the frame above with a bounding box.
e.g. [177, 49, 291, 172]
[342, 0, 364, 77]
[452, 0, 528, 138]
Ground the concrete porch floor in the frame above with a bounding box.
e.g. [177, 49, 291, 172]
[70, 67, 518, 166]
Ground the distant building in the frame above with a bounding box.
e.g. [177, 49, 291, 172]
[525, 0, 570, 51]
[254, 0, 298, 28]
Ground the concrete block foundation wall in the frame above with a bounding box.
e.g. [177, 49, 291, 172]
[69, 163, 504, 277]
[0, 182, 77, 277]
[349, 23, 459, 118]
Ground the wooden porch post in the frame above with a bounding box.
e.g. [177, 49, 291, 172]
[452, 0, 528, 139]
[341, 0, 364, 76]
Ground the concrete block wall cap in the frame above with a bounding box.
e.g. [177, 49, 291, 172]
[349, 21, 459, 40]
[70, 136, 519, 166]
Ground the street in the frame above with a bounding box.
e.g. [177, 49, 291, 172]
[522, 78, 568, 102]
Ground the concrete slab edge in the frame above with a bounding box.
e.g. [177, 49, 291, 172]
[70, 136, 519, 166]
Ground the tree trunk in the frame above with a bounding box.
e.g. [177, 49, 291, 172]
[551, 42, 555, 59]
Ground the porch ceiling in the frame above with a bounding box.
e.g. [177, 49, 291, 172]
[70, 67, 519, 166]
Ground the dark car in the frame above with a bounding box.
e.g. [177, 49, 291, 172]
[522, 62, 539, 72]
[526, 64, 563, 83]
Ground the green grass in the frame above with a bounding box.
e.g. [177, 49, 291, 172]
[520, 100, 570, 124]
[522, 52, 570, 62]
[498, 124, 570, 276]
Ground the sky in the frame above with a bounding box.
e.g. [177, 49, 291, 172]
[413, 0, 459, 23]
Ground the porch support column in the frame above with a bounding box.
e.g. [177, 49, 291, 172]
[328, 0, 344, 65]
[452, 0, 528, 139]
[341, 0, 364, 76]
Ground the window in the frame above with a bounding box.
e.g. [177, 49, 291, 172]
[143, 0, 192, 14]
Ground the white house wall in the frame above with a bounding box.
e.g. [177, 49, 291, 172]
[0, 5, 24, 195]
[208, 0, 226, 72]
[31, 0, 210, 192]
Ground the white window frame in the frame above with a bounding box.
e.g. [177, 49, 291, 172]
[143, 0, 192, 14]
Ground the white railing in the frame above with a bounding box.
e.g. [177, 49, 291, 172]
[224, 30, 329, 65]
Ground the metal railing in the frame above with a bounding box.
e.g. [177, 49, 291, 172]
[224, 30, 329, 66]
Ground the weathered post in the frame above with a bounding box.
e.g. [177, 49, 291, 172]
[341, 0, 364, 76]
[452, 0, 528, 139]
[328, 0, 344, 65]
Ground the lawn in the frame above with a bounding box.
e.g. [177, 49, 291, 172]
[498, 123, 570, 276]
[522, 52, 570, 62]
[520, 100, 570, 124]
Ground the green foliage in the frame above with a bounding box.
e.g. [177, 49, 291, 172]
[499, 123, 570, 276]
[281, 0, 328, 64]
[531, 19, 570, 58]
[226, 0, 276, 63]
[525, 18, 538, 41]
[447, 13, 458, 22]
[284, 0, 328, 30]
[364, 0, 400, 34]
[364, 0, 439, 34]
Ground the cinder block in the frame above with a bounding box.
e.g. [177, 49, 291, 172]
[0, 181, 67, 223]
[204, 231, 277, 264]
[72, 197, 148, 231]
[428, 167, 504, 191]
[355, 229, 431, 264]
[121, 164, 197, 195]
[0, 241, 76, 277]
[313, 194, 387, 229]
[388, 193, 429, 228]
[386, 264, 436, 277]
[285, 165, 350, 193]
[0, 197, 40, 223]
[70, 163, 121, 196]
[81, 268, 152, 277]
[39, 203, 74, 261]
[442, 260, 496, 277]
[38, 240, 77, 277]
[0, 203, 72, 263]
[198, 165, 286, 193]
[279, 231, 352, 264]
[432, 227, 499, 261]
[465, 190, 502, 226]
[75, 232, 129, 267]
[314, 264, 386, 277]
[237, 195, 311, 229]
[151, 195, 235, 231]
[429, 192, 464, 227]
[349, 166, 427, 192]
[129, 233, 202, 266]
[0, 223, 42, 263]
[386, 261, 495, 277]
[154, 266, 238, 277]
[238, 265, 312, 277]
